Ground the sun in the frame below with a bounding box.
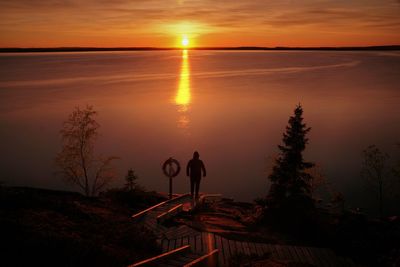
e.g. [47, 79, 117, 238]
[181, 35, 189, 47]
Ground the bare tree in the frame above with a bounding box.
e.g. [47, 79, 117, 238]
[393, 144, 400, 180]
[361, 145, 389, 219]
[392, 144, 400, 201]
[55, 105, 117, 196]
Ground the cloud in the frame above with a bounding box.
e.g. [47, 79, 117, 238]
[0, 0, 399, 46]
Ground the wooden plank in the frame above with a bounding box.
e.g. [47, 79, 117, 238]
[167, 239, 175, 251]
[257, 243, 266, 256]
[307, 248, 334, 267]
[257, 243, 272, 257]
[297, 246, 312, 265]
[200, 232, 205, 252]
[178, 257, 198, 265]
[175, 226, 192, 236]
[319, 248, 339, 267]
[199, 194, 222, 205]
[303, 247, 321, 266]
[234, 240, 244, 255]
[247, 242, 258, 257]
[294, 246, 311, 265]
[176, 228, 194, 239]
[129, 245, 190, 267]
[282, 245, 294, 261]
[163, 226, 179, 238]
[262, 244, 274, 258]
[268, 245, 278, 259]
[275, 244, 288, 260]
[343, 256, 357, 267]
[144, 222, 162, 236]
[157, 204, 183, 224]
[132, 193, 191, 220]
[310, 248, 329, 267]
[270, 245, 282, 259]
[195, 234, 202, 253]
[165, 226, 190, 240]
[131, 200, 171, 220]
[286, 245, 302, 263]
[292, 246, 305, 264]
[143, 219, 158, 228]
[164, 225, 186, 236]
[209, 233, 216, 251]
[221, 237, 231, 264]
[166, 258, 190, 266]
[254, 243, 265, 257]
[213, 233, 218, 251]
[180, 253, 202, 261]
[154, 204, 173, 211]
[183, 249, 219, 267]
[161, 238, 169, 253]
[268, 244, 276, 257]
[215, 235, 224, 266]
[214, 235, 222, 250]
[308, 247, 327, 267]
[182, 235, 189, 247]
[176, 237, 183, 249]
[242, 241, 251, 256]
[167, 258, 190, 266]
[202, 232, 214, 252]
[227, 239, 237, 258]
[188, 235, 196, 252]
[179, 227, 195, 236]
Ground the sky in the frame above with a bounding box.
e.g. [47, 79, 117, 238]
[0, 0, 400, 47]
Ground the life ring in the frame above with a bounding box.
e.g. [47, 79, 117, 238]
[162, 158, 181, 178]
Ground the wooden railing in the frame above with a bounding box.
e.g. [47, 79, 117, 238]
[157, 203, 184, 224]
[128, 245, 190, 267]
[131, 193, 190, 220]
[184, 249, 219, 267]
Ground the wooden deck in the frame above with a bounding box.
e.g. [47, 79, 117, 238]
[130, 194, 360, 267]
[160, 233, 359, 267]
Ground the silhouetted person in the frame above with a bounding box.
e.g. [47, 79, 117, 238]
[186, 151, 206, 199]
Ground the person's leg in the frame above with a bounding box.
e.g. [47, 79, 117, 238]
[190, 177, 195, 198]
[195, 178, 201, 199]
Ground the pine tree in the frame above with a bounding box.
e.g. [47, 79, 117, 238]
[267, 104, 314, 209]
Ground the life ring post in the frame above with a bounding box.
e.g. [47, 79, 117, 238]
[162, 157, 181, 199]
[169, 177, 173, 199]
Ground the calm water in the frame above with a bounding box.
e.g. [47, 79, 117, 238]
[1, 50, 399, 210]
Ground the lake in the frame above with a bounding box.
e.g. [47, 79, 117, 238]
[1, 50, 399, 213]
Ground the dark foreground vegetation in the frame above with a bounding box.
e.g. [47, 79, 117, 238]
[174, 196, 400, 266]
[256, 104, 400, 266]
[259, 205, 400, 266]
[0, 186, 166, 267]
[2, 104, 399, 266]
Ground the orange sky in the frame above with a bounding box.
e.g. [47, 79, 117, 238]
[1, 0, 400, 47]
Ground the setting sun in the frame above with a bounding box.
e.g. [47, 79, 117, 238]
[181, 35, 189, 47]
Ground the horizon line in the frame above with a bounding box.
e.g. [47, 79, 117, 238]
[1, 45, 399, 53]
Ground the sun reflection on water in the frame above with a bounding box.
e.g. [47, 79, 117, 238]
[175, 49, 191, 129]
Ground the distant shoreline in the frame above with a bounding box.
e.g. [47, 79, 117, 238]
[1, 45, 399, 53]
